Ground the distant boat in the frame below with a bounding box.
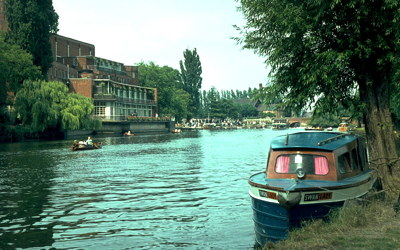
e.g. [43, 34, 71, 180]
[72, 142, 102, 151]
[271, 123, 288, 129]
[338, 122, 348, 132]
[124, 131, 135, 136]
[248, 132, 376, 246]
[171, 129, 181, 133]
[305, 126, 324, 131]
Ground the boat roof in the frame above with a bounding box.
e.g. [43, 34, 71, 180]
[270, 131, 357, 151]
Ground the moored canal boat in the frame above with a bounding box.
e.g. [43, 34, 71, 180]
[248, 131, 376, 246]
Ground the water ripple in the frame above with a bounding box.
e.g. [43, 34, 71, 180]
[0, 129, 300, 249]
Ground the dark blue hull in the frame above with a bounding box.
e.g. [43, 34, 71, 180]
[251, 197, 344, 246]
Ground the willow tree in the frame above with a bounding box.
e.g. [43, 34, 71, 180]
[237, 0, 400, 200]
[5, 0, 58, 76]
[15, 80, 101, 133]
[179, 48, 203, 119]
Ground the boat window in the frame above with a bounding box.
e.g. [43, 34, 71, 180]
[351, 149, 359, 170]
[275, 154, 329, 175]
[338, 152, 352, 173]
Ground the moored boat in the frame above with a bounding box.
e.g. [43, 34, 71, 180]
[171, 128, 182, 133]
[305, 126, 324, 131]
[124, 131, 135, 136]
[248, 131, 376, 246]
[338, 122, 348, 132]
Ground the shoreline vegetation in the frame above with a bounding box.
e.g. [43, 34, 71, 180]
[259, 200, 400, 249]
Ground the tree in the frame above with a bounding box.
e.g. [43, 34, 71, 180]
[204, 87, 220, 120]
[179, 48, 202, 119]
[15, 80, 100, 133]
[5, 0, 58, 76]
[237, 0, 400, 199]
[137, 62, 190, 121]
[0, 34, 41, 106]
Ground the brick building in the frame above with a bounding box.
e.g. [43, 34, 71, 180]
[48, 34, 158, 120]
[0, 0, 158, 121]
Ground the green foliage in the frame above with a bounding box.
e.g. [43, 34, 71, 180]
[136, 61, 190, 121]
[15, 80, 100, 132]
[179, 48, 202, 119]
[261, 112, 275, 118]
[202, 87, 258, 119]
[60, 93, 101, 130]
[268, 202, 399, 249]
[5, 0, 59, 76]
[237, 0, 400, 197]
[236, 0, 400, 116]
[0, 34, 41, 106]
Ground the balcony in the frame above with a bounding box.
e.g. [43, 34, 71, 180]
[93, 94, 156, 105]
[93, 93, 117, 101]
[87, 65, 127, 76]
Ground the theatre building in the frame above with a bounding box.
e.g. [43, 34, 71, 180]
[48, 34, 158, 121]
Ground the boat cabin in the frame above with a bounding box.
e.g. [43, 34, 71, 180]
[265, 132, 369, 182]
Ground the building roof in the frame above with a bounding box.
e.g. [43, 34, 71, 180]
[270, 132, 357, 151]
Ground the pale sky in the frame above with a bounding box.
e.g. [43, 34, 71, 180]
[52, 0, 269, 91]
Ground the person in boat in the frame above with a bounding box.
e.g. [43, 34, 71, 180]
[127, 130, 132, 135]
[86, 136, 93, 146]
[77, 139, 86, 148]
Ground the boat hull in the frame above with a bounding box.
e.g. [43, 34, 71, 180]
[249, 171, 376, 246]
[251, 194, 344, 245]
[72, 143, 101, 151]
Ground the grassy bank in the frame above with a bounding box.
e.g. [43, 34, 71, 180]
[261, 201, 400, 249]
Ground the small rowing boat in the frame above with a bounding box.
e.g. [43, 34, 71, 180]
[72, 142, 102, 151]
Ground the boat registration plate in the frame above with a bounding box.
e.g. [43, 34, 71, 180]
[259, 190, 277, 200]
[304, 192, 332, 202]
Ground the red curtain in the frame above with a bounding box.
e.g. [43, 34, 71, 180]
[314, 156, 328, 175]
[276, 155, 290, 173]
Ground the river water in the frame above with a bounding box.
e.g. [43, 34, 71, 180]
[0, 128, 299, 249]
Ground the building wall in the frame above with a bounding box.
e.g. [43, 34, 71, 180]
[50, 34, 95, 59]
[47, 35, 96, 83]
[48, 62, 80, 82]
[70, 79, 93, 98]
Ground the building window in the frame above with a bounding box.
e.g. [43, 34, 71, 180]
[94, 102, 106, 116]
[95, 107, 105, 116]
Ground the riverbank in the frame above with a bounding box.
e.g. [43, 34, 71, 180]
[259, 201, 399, 249]
[0, 120, 175, 142]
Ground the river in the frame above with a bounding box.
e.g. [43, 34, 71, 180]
[0, 128, 301, 249]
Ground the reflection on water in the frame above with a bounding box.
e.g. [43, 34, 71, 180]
[0, 129, 296, 249]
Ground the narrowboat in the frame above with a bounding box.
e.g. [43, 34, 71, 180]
[248, 132, 376, 246]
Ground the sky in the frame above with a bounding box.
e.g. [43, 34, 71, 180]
[52, 0, 270, 91]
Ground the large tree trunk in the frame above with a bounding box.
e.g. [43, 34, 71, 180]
[361, 79, 400, 201]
